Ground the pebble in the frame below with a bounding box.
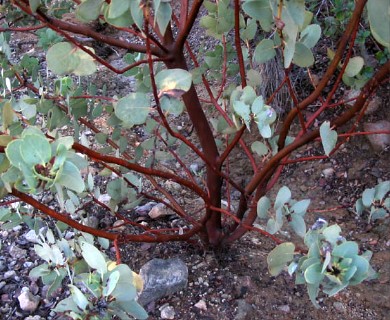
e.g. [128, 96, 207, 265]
[23, 261, 34, 268]
[364, 121, 390, 151]
[322, 168, 335, 179]
[4, 270, 16, 279]
[148, 203, 173, 219]
[278, 304, 291, 313]
[18, 288, 40, 312]
[160, 304, 175, 319]
[24, 230, 39, 243]
[9, 245, 27, 259]
[333, 301, 346, 312]
[194, 299, 207, 311]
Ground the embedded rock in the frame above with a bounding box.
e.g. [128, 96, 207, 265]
[364, 121, 390, 151]
[138, 258, 188, 306]
[17, 288, 40, 312]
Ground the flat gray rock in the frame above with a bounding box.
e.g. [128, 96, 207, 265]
[138, 258, 188, 306]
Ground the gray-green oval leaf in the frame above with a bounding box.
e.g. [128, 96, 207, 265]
[345, 56, 364, 77]
[367, 0, 390, 47]
[76, 0, 104, 22]
[254, 39, 276, 64]
[267, 242, 295, 276]
[293, 42, 314, 67]
[320, 121, 337, 156]
[80, 241, 107, 275]
[300, 24, 321, 49]
[115, 93, 150, 126]
[257, 196, 271, 219]
[155, 69, 193, 93]
[47, 42, 80, 75]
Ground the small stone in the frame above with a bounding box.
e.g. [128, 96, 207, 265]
[148, 203, 173, 219]
[322, 168, 335, 179]
[190, 163, 199, 173]
[333, 301, 346, 312]
[98, 194, 111, 203]
[9, 245, 27, 259]
[278, 304, 291, 313]
[83, 216, 99, 229]
[300, 185, 308, 192]
[135, 202, 157, 216]
[164, 181, 181, 191]
[18, 288, 40, 312]
[0, 282, 5, 290]
[24, 316, 43, 320]
[42, 194, 54, 204]
[0, 260, 6, 272]
[160, 304, 175, 319]
[234, 299, 255, 320]
[364, 121, 390, 151]
[4, 270, 16, 279]
[112, 220, 126, 232]
[24, 230, 39, 243]
[138, 258, 188, 306]
[194, 299, 207, 311]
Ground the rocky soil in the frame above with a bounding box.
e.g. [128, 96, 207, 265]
[1, 4, 390, 320]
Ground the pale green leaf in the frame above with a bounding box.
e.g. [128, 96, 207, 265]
[55, 161, 85, 193]
[5, 140, 25, 170]
[112, 300, 148, 319]
[76, 0, 104, 22]
[304, 262, 324, 284]
[286, 0, 305, 27]
[267, 242, 295, 276]
[47, 42, 80, 75]
[362, 187, 375, 207]
[322, 224, 341, 246]
[293, 42, 314, 67]
[246, 69, 262, 87]
[21, 135, 51, 166]
[274, 186, 291, 209]
[345, 57, 364, 77]
[104, 5, 134, 27]
[108, 0, 130, 19]
[333, 241, 359, 258]
[300, 24, 321, 49]
[290, 199, 310, 215]
[251, 141, 268, 157]
[73, 47, 97, 76]
[367, 0, 390, 47]
[257, 196, 271, 219]
[233, 101, 251, 128]
[155, 69, 193, 93]
[242, 0, 273, 32]
[160, 95, 184, 116]
[374, 180, 390, 201]
[349, 255, 370, 285]
[266, 218, 282, 234]
[29, 0, 41, 13]
[80, 241, 107, 275]
[254, 39, 276, 64]
[156, 2, 172, 35]
[130, 0, 144, 31]
[69, 284, 89, 310]
[289, 214, 306, 237]
[319, 121, 337, 156]
[103, 270, 120, 297]
[115, 93, 150, 126]
[355, 198, 364, 215]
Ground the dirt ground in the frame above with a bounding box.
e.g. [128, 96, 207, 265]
[1, 4, 390, 320]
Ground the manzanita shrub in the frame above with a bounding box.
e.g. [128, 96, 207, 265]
[0, 0, 389, 316]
